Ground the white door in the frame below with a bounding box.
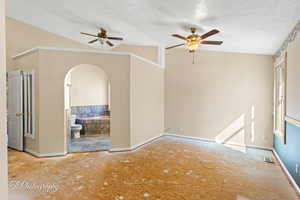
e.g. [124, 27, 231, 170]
[7, 70, 24, 151]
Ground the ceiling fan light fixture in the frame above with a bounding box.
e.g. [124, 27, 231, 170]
[166, 28, 222, 52]
[186, 41, 200, 51]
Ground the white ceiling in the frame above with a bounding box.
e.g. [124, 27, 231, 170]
[6, 0, 300, 55]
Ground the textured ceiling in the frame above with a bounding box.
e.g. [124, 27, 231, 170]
[6, 0, 300, 55]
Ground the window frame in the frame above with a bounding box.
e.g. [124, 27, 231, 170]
[273, 52, 287, 144]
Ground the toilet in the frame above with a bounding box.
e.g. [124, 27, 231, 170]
[70, 115, 82, 139]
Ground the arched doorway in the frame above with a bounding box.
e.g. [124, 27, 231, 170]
[64, 64, 111, 152]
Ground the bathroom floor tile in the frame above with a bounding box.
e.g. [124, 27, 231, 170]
[69, 136, 111, 152]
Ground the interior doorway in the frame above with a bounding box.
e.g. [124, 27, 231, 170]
[64, 64, 111, 152]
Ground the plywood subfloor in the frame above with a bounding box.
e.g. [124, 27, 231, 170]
[8, 136, 299, 200]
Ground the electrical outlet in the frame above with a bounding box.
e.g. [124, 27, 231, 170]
[296, 164, 298, 174]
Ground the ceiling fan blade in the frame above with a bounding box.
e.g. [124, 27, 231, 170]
[81, 32, 98, 37]
[88, 39, 98, 44]
[172, 34, 187, 40]
[201, 41, 223, 45]
[107, 36, 123, 40]
[106, 40, 114, 47]
[200, 29, 220, 39]
[165, 43, 185, 50]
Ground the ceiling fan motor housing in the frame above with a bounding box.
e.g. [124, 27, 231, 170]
[99, 32, 107, 38]
[191, 27, 197, 33]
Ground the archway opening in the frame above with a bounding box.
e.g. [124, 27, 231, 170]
[64, 64, 111, 152]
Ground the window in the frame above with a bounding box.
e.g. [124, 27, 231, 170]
[23, 71, 35, 138]
[274, 53, 286, 143]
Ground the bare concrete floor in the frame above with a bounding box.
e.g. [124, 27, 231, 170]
[8, 136, 299, 200]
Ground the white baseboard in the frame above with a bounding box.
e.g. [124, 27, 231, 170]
[109, 134, 163, 152]
[130, 134, 163, 150]
[164, 133, 215, 143]
[163, 133, 273, 151]
[25, 149, 67, 157]
[109, 133, 273, 153]
[272, 149, 300, 195]
[109, 147, 132, 152]
[23, 133, 271, 156]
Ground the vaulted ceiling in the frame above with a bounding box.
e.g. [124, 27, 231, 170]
[7, 0, 300, 55]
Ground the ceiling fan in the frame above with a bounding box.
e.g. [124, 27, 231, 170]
[80, 28, 123, 47]
[166, 27, 223, 52]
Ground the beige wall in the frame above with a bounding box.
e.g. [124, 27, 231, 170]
[39, 50, 131, 152]
[15, 49, 131, 153]
[165, 49, 274, 148]
[113, 44, 159, 64]
[130, 57, 164, 146]
[14, 48, 165, 154]
[0, 0, 8, 198]
[69, 64, 108, 107]
[7, 18, 165, 154]
[286, 33, 300, 121]
[6, 17, 95, 69]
